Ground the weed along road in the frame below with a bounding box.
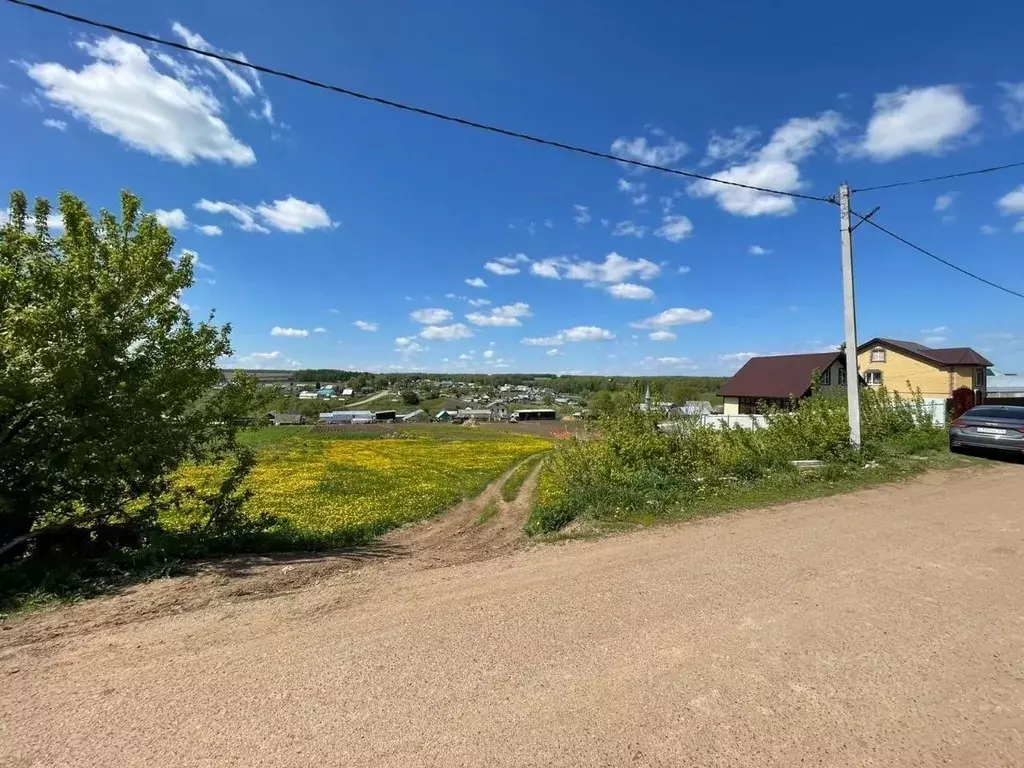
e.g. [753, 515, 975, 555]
[3, 464, 1024, 767]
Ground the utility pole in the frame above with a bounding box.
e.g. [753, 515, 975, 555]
[839, 183, 862, 449]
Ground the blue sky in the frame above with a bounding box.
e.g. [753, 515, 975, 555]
[3, 0, 1024, 375]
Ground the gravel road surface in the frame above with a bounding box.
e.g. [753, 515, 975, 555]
[3, 464, 1024, 767]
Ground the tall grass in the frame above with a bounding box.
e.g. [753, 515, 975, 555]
[526, 386, 946, 534]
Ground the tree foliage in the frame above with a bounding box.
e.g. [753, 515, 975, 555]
[401, 390, 421, 406]
[0, 190, 261, 561]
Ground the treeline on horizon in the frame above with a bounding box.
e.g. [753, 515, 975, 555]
[222, 368, 726, 398]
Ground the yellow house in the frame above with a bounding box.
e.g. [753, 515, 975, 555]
[855, 338, 992, 400]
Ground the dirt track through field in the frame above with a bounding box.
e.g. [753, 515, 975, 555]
[4, 463, 1024, 767]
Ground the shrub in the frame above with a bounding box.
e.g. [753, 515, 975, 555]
[526, 384, 944, 534]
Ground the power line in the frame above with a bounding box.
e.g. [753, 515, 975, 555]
[5, 0, 835, 206]
[850, 209, 1024, 300]
[853, 160, 1024, 192]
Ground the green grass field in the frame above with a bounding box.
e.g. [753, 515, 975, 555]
[176, 426, 552, 550]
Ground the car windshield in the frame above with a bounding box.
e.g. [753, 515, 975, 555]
[965, 406, 1024, 421]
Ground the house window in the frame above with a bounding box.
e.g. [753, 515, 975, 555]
[865, 370, 883, 386]
[974, 368, 986, 388]
[870, 348, 886, 363]
[821, 368, 831, 386]
[838, 367, 847, 385]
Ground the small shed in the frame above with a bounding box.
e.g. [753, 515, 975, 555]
[399, 409, 429, 423]
[459, 408, 493, 422]
[374, 410, 398, 422]
[268, 412, 304, 426]
[320, 410, 374, 424]
[341, 387, 354, 397]
[511, 408, 557, 421]
[435, 410, 456, 422]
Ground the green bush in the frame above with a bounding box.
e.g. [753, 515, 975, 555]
[527, 385, 944, 534]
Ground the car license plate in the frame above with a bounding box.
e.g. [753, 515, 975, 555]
[977, 427, 1006, 435]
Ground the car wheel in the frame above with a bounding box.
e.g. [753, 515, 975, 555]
[948, 441, 960, 454]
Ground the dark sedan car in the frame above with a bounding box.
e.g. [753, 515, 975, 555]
[949, 405, 1024, 455]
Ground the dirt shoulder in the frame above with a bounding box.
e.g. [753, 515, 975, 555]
[4, 463, 1024, 766]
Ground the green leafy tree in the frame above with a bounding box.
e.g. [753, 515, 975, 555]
[401, 390, 421, 406]
[0, 190, 261, 561]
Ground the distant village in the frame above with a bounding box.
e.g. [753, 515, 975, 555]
[240, 373, 719, 427]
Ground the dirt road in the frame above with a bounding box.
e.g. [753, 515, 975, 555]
[3, 464, 1024, 767]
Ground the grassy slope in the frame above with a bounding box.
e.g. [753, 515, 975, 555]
[529, 447, 987, 541]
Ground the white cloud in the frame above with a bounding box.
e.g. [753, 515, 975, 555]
[484, 261, 520, 276]
[395, 337, 425, 354]
[921, 326, 948, 334]
[654, 215, 694, 243]
[923, 336, 946, 345]
[607, 283, 654, 300]
[567, 252, 660, 283]
[654, 356, 691, 366]
[184, 251, 214, 272]
[25, 36, 255, 165]
[483, 349, 495, 360]
[678, 265, 691, 274]
[465, 277, 487, 288]
[170, 22, 273, 124]
[980, 224, 998, 235]
[573, 204, 591, 225]
[465, 302, 532, 327]
[241, 351, 281, 362]
[999, 82, 1024, 132]
[467, 298, 491, 307]
[42, 118, 67, 131]
[196, 224, 222, 236]
[617, 178, 643, 193]
[718, 352, 759, 363]
[562, 326, 614, 342]
[631, 307, 713, 328]
[255, 197, 337, 233]
[858, 85, 979, 161]
[997, 186, 1024, 232]
[691, 111, 842, 216]
[648, 330, 676, 341]
[195, 197, 335, 233]
[421, 323, 474, 340]
[0, 209, 65, 232]
[632, 194, 649, 206]
[612, 220, 647, 238]
[328, 308, 340, 314]
[313, 327, 327, 333]
[703, 126, 759, 164]
[521, 335, 565, 347]
[270, 326, 308, 337]
[195, 199, 269, 233]
[410, 308, 453, 325]
[497, 253, 530, 266]
[610, 134, 689, 167]
[748, 245, 772, 255]
[154, 208, 189, 229]
[530, 260, 561, 279]
[546, 348, 562, 357]
[353, 320, 378, 332]
[934, 192, 957, 212]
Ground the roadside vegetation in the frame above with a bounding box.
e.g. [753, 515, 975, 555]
[526, 386, 962, 536]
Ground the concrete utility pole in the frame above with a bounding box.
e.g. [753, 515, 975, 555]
[839, 183, 862, 449]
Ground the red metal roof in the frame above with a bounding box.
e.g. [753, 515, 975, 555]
[720, 352, 842, 400]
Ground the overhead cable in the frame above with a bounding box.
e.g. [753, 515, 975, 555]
[850, 209, 1024, 300]
[5, 0, 837, 204]
[853, 160, 1024, 193]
